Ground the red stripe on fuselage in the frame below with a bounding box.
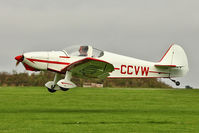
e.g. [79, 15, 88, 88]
[23, 63, 39, 71]
[59, 56, 70, 58]
[108, 77, 170, 79]
[26, 58, 70, 65]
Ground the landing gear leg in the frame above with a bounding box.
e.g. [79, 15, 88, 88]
[47, 85, 56, 93]
[46, 73, 61, 93]
[169, 78, 180, 86]
[57, 71, 76, 90]
[59, 71, 71, 91]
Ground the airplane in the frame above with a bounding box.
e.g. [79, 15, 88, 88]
[15, 44, 189, 93]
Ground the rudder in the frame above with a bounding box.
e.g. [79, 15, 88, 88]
[157, 44, 189, 77]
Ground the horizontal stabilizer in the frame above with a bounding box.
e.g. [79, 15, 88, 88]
[155, 65, 177, 68]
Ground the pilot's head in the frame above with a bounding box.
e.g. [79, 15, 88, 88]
[79, 46, 88, 56]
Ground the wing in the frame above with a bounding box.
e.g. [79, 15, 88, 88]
[61, 57, 114, 79]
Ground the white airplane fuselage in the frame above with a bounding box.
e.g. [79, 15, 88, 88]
[15, 44, 189, 92]
[19, 48, 188, 78]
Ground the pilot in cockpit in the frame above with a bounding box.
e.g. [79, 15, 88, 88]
[79, 46, 88, 56]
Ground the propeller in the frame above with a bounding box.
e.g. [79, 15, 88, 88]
[16, 61, 20, 66]
[15, 55, 24, 66]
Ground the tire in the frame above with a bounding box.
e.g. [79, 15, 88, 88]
[47, 88, 57, 93]
[176, 81, 180, 86]
[60, 87, 69, 91]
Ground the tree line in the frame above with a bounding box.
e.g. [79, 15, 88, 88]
[0, 71, 171, 88]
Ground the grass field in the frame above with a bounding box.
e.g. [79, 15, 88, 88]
[0, 87, 199, 133]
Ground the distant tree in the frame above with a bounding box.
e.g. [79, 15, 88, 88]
[0, 71, 172, 88]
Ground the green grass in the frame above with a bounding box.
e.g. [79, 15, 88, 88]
[0, 87, 199, 133]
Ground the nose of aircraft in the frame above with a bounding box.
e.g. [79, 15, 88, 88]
[15, 55, 24, 62]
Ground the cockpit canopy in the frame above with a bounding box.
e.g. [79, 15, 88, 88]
[63, 45, 104, 58]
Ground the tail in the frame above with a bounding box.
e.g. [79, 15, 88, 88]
[155, 44, 189, 77]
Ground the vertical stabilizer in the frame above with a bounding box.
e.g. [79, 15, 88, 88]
[156, 44, 189, 77]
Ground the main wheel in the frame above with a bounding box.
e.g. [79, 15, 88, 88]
[47, 88, 57, 93]
[60, 87, 69, 91]
[176, 81, 180, 86]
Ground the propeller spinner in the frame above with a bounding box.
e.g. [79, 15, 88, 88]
[15, 55, 24, 66]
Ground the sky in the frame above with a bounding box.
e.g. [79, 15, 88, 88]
[0, 0, 198, 88]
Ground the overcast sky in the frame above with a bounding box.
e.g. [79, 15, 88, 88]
[0, 0, 198, 88]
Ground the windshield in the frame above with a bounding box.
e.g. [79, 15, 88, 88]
[63, 45, 104, 58]
[92, 48, 104, 57]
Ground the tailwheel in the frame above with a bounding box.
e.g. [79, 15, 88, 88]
[170, 78, 180, 86]
[60, 87, 69, 91]
[175, 81, 180, 86]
